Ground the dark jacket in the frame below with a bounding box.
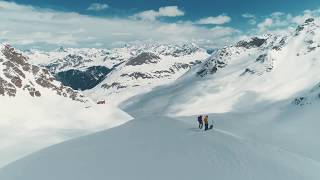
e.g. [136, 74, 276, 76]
[197, 116, 203, 124]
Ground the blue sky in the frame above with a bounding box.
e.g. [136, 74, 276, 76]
[8, 0, 320, 28]
[1, 0, 320, 50]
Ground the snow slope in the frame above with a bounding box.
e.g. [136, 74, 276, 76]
[0, 44, 133, 167]
[1, 116, 320, 180]
[123, 18, 320, 116]
[0, 95, 132, 168]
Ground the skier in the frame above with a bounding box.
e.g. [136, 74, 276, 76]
[203, 115, 213, 131]
[197, 115, 203, 129]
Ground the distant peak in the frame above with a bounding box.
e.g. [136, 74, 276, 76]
[57, 46, 67, 52]
[295, 18, 317, 35]
[304, 18, 315, 24]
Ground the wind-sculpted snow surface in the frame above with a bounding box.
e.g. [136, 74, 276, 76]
[1, 116, 320, 180]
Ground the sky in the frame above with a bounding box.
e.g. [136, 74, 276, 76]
[1, 0, 320, 50]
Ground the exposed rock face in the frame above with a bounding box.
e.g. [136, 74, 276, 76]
[120, 72, 153, 79]
[236, 37, 267, 49]
[0, 77, 16, 97]
[256, 54, 268, 63]
[101, 82, 127, 90]
[295, 18, 316, 36]
[293, 82, 320, 106]
[125, 52, 160, 66]
[197, 47, 229, 77]
[0, 44, 86, 102]
[197, 34, 287, 78]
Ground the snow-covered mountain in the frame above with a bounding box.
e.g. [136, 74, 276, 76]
[86, 43, 209, 104]
[25, 47, 121, 90]
[0, 44, 85, 101]
[123, 18, 320, 116]
[0, 44, 132, 167]
[26, 43, 209, 103]
[4, 18, 320, 180]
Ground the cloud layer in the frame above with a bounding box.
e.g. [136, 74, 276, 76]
[1, 1, 319, 50]
[132, 6, 185, 21]
[87, 3, 109, 11]
[0, 2, 239, 49]
[197, 15, 231, 25]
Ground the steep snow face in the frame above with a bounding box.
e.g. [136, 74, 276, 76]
[85, 43, 209, 105]
[124, 18, 320, 116]
[0, 44, 133, 167]
[1, 116, 320, 180]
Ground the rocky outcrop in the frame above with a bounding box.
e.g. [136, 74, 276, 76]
[0, 44, 86, 102]
[126, 52, 160, 66]
[197, 34, 286, 78]
[236, 37, 267, 49]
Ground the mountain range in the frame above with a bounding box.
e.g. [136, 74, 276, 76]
[1, 18, 320, 179]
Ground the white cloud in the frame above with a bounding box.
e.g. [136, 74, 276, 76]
[158, 6, 184, 17]
[242, 13, 255, 19]
[0, 1, 239, 50]
[257, 18, 274, 31]
[210, 26, 240, 37]
[132, 6, 184, 21]
[87, 3, 109, 11]
[271, 12, 285, 18]
[291, 9, 320, 24]
[254, 10, 320, 34]
[242, 13, 256, 25]
[197, 15, 231, 25]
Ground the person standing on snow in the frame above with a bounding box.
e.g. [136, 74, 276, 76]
[197, 115, 203, 129]
[204, 115, 209, 131]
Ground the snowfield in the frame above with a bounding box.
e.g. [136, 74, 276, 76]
[0, 95, 132, 167]
[1, 115, 320, 180]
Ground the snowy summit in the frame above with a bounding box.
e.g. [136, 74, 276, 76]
[1, 1, 320, 180]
